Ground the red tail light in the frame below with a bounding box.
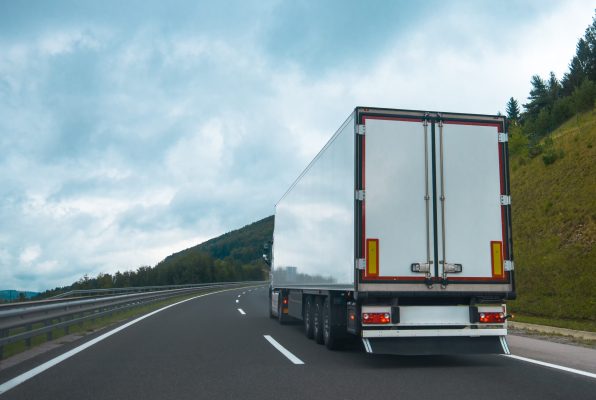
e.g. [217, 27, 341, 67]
[479, 312, 505, 323]
[362, 312, 391, 324]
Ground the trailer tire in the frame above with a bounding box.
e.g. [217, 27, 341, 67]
[313, 297, 324, 344]
[304, 296, 314, 339]
[323, 296, 341, 350]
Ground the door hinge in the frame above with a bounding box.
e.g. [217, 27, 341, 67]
[356, 258, 366, 270]
[355, 190, 366, 201]
[356, 124, 366, 135]
[504, 260, 514, 271]
[500, 195, 511, 206]
[498, 132, 509, 143]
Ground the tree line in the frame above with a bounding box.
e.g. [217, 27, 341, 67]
[67, 256, 264, 291]
[506, 11, 596, 163]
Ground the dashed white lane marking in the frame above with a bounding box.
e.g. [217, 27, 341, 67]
[504, 354, 596, 379]
[237, 295, 241, 298]
[0, 287, 248, 396]
[263, 335, 304, 365]
[235, 299, 239, 303]
[238, 308, 246, 315]
[242, 292, 246, 295]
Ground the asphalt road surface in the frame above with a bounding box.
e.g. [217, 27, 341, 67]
[0, 286, 594, 399]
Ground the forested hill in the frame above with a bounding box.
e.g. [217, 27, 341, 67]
[164, 215, 274, 265]
[154, 215, 274, 282]
[502, 13, 596, 327]
[508, 107, 596, 326]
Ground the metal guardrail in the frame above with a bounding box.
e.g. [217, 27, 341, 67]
[0, 281, 265, 359]
[47, 282, 246, 299]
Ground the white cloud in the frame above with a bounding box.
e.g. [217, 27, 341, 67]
[38, 31, 99, 55]
[19, 245, 41, 264]
[165, 118, 229, 183]
[36, 260, 59, 274]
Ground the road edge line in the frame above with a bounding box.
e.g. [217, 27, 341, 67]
[504, 354, 596, 379]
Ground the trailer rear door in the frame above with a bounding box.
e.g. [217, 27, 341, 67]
[358, 111, 511, 289]
[361, 117, 431, 281]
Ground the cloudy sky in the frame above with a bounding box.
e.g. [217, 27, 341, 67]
[1, 0, 593, 291]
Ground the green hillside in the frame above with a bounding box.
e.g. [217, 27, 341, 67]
[154, 215, 274, 281]
[168, 215, 274, 264]
[508, 107, 596, 327]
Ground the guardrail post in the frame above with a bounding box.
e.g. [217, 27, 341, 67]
[0, 328, 7, 359]
[45, 320, 53, 341]
[26, 324, 32, 347]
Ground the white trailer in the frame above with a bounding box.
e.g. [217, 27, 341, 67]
[268, 107, 515, 355]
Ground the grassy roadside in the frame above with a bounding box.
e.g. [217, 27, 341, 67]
[509, 313, 596, 349]
[1, 285, 259, 361]
[508, 107, 596, 327]
[511, 313, 596, 333]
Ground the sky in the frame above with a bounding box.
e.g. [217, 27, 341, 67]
[0, 0, 594, 292]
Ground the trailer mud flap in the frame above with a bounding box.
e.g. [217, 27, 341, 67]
[362, 336, 508, 355]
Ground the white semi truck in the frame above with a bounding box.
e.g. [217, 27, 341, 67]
[268, 107, 515, 355]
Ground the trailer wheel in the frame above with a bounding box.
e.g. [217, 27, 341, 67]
[304, 296, 314, 339]
[323, 296, 341, 350]
[313, 297, 324, 344]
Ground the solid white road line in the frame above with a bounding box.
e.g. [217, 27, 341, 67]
[504, 354, 596, 379]
[263, 335, 304, 365]
[237, 308, 246, 315]
[0, 287, 248, 396]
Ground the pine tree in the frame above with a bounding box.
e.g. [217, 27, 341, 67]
[562, 56, 586, 96]
[584, 13, 596, 82]
[506, 97, 520, 122]
[546, 71, 561, 107]
[561, 17, 596, 95]
[523, 75, 548, 118]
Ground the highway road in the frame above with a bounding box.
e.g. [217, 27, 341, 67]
[0, 285, 594, 399]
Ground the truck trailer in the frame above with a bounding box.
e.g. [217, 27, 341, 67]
[268, 106, 515, 355]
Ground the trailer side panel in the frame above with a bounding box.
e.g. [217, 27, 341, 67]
[272, 114, 355, 288]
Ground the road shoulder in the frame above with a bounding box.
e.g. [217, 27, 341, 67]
[507, 334, 596, 374]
